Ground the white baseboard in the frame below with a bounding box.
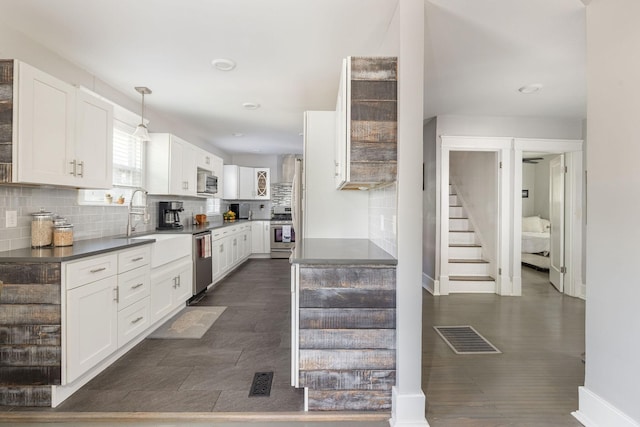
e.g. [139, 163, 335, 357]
[577, 281, 586, 300]
[390, 387, 430, 426]
[572, 386, 640, 427]
[422, 273, 437, 295]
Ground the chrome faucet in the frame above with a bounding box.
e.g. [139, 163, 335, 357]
[126, 189, 149, 236]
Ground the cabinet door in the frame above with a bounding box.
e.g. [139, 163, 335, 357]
[223, 165, 239, 199]
[168, 138, 186, 195]
[196, 148, 213, 172]
[173, 262, 192, 306]
[231, 235, 239, 266]
[219, 237, 230, 274]
[251, 221, 265, 253]
[74, 90, 113, 188]
[66, 276, 118, 383]
[211, 156, 224, 199]
[181, 143, 196, 196]
[16, 61, 75, 186]
[150, 269, 176, 323]
[263, 221, 272, 253]
[334, 58, 349, 188]
[239, 166, 254, 199]
[254, 168, 270, 199]
[242, 230, 251, 259]
[212, 239, 222, 279]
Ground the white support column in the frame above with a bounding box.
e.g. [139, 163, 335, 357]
[390, 0, 428, 426]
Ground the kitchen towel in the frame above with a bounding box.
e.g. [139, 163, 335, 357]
[282, 225, 292, 243]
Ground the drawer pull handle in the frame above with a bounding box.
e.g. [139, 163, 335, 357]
[131, 316, 144, 324]
[131, 283, 144, 289]
[132, 257, 144, 262]
[90, 267, 107, 273]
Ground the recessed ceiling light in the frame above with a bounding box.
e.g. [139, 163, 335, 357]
[242, 102, 260, 110]
[232, 132, 244, 137]
[211, 58, 236, 71]
[518, 83, 543, 94]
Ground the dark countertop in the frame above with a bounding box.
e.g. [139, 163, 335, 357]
[291, 238, 397, 265]
[0, 219, 266, 263]
[0, 237, 154, 263]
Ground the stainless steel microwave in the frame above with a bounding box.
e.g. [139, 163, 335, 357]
[197, 171, 218, 195]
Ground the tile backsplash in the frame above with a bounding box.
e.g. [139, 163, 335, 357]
[0, 181, 294, 251]
[368, 182, 397, 257]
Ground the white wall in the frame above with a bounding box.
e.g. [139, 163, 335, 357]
[231, 153, 280, 183]
[423, 118, 438, 288]
[0, 24, 230, 162]
[437, 115, 584, 140]
[575, 0, 640, 425]
[450, 151, 498, 269]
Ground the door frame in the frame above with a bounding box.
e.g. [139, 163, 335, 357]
[437, 136, 511, 295]
[513, 138, 584, 298]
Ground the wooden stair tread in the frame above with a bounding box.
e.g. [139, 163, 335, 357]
[449, 275, 495, 282]
[449, 259, 489, 264]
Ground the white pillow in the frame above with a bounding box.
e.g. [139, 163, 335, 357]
[522, 216, 543, 233]
[540, 218, 551, 231]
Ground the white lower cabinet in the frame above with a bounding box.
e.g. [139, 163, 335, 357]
[150, 256, 192, 323]
[117, 297, 150, 347]
[66, 275, 118, 383]
[251, 220, 271, 254]
[211, 223, 253, 284]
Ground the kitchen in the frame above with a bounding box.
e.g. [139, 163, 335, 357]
[0, 1, 412, 422]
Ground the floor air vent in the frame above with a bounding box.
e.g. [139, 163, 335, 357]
[249, 371, 273, 397]
[434, 326, 501, 354]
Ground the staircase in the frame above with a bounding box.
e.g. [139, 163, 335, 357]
[448, 185, 496, 293]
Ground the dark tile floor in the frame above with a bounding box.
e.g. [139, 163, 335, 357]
[54, 258, 303, 413]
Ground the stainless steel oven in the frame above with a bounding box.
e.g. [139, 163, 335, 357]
[270, 221, 295, 258]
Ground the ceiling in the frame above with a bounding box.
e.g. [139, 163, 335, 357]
[0, 0, 586, 156]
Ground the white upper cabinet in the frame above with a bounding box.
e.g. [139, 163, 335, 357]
[13, 61, 113, 188]
[223, 165, 270, 200]
[146, 133, 197, 196]
[211, 155, 224, 199]
[195, 147, 213, 172]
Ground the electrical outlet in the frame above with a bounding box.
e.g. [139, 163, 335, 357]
[6, 210, 17, 228]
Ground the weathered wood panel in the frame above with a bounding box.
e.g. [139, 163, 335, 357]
[300, 288, 395, 309]
[0, 346, 60, 367]
[300, 308, 396, 329]
[0, 366, 61, 385]
[0, 386, 51, 407]
[0, 305, 61, 325]
[300, 267, 395, 290]
[0, 124, 11, 143]
[307, 389, 392, 411]
[351, 141, 396, 162]
[0, 325, 61, 345]
[351, 80, 397, 101]
[0, 61, 12, 84]
[348, 162, 397, 186]
[0, 85, 12, 100]
[299, 349, 395, 370]
[351, 57, 397, 81]
[300, 329, 395, 349]
[0, 284, 61, 305]
[0, 143, 11, 163]
[0, 263, 61, 284]
[0, 163, 11, 183]
[351, 101, 397, 122]
[351, 120, 396, 143]
[299, 369, 395, 390]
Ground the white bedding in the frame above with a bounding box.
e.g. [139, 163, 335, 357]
[522, 231, 550, 254]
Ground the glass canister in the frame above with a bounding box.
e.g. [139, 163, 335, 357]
[53, 223, 74, 247]
[31, 209, 54, 248]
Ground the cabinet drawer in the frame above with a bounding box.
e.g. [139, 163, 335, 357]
[118, 297, 150, 347]
[118, 266, 150, 310]
[118, 246, 151, 273]
[66, 253, 118, 290]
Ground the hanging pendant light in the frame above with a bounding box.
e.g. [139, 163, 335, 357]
[132, 86, 152, 142]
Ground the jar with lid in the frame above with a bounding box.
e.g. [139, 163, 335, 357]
[31, 209, 53, 248]
[53, 223, 74, 247]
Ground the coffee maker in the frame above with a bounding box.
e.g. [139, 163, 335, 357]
[157, 201, 184, 230]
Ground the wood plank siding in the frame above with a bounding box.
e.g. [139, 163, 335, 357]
[0, 262, 61, 406]
[298, 264, 396, 411]
[343, 56, 397, 190]
[0, 60, 13, 183]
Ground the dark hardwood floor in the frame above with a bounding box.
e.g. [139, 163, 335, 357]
[1, 260, 586, 427]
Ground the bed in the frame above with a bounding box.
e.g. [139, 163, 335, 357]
[521, 216, 551, 270]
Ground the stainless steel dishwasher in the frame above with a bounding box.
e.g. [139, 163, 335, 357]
[192, 231, 213, 298]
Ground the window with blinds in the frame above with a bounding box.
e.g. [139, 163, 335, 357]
[112, 121, 144, 188]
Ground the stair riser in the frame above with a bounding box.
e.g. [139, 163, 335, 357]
[449, 246, 483, 259]
[448, 263, 491, 276]
[449, 218, 471, 231]
[449, 280, 496, 293]
[449, 206, 465, 217]
[449, 232, 476, 245]
[449, 195, 459, 205]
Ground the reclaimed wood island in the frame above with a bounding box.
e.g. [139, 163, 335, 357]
[290, 238, 397, 411]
